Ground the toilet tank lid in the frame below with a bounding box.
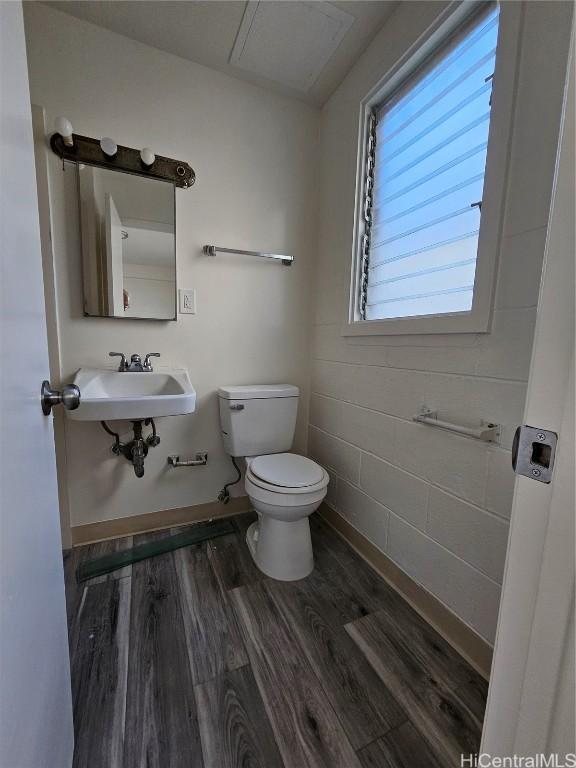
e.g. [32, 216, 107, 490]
[218, 384, 299, 400]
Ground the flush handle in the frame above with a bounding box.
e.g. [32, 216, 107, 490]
[41, 380, 81, 415]
[512, 425, 557, 483]
[229, 403, 244, 411]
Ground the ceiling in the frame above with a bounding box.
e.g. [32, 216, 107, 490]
[44, 1, 398, 106]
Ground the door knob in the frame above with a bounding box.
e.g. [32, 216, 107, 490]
[41, 380, 81, 415]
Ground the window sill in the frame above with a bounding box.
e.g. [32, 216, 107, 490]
[342, 310, 492, 337]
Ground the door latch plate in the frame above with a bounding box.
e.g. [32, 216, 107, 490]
[512, 425, 557, 483]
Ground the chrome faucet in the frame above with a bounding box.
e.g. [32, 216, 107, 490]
[127, 354, 144, 372]
[109, 352, 127, 371]
[109, 352, 161, 372]
[143, 353, 160, 371]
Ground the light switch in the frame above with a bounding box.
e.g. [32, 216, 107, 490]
[179, 289, 196, 314]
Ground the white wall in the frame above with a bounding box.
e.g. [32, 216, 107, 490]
[307, 0, 573, 644]
[24, 3, 319, 529]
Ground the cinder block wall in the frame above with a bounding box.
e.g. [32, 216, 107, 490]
[308, 0, 573, 644]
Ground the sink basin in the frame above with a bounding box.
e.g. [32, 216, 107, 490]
[66, 367, 196, 421]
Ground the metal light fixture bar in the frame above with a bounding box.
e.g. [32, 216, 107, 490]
[50, 132, 195, 188]
[203, 244, 294, 266]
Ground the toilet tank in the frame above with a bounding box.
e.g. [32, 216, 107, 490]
[218, 384, 299, 457]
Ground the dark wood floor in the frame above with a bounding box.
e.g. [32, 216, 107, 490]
[63, 512, 488, 768]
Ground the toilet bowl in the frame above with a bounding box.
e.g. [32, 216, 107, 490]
[218, 383, 329, 581]
[244, 453, 329, 580]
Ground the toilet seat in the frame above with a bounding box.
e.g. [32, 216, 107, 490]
[246, 453, 329, 495]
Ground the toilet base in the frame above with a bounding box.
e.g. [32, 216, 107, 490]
[246, 517, 313, 581]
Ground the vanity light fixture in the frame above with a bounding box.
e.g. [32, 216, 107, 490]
[54, 116, 74, 147]
[140, 147, 155, 167]
[50, 130, 195, 188]
[100, 136, 118, 158]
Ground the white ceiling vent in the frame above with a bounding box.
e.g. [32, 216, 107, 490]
[230, 1, 355, 93]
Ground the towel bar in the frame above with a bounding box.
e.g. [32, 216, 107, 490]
[413, 408, 500, 442]
[203, 244, 293, 265]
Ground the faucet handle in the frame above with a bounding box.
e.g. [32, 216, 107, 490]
[109, 352, 127, 371]
[143, 353, 160, 371]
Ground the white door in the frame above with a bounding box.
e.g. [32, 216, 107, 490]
[105, 192, 126, 316]
[481, 39, 575, 760]
[0, 4, 74, 767]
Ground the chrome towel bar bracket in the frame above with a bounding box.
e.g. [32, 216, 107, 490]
[203, 244, 293, 266]
[413, 408, 501, 443]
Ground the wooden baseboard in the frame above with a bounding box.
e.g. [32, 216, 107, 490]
[319, 502, 493, 680]
[71, 496, 252, 546]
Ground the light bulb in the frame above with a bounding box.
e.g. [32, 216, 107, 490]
[140, 147, 155, 167]
[100, 137, 117, 158]
[54, 116, 73, 147]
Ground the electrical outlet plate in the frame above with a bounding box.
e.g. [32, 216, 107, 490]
[179, 289, 196, 314]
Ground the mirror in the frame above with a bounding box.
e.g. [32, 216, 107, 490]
[78, 166, 176, 320]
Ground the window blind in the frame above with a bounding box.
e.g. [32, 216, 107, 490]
[363, 5, 500, 321]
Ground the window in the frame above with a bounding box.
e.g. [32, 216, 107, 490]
[351, 5, 502, 333]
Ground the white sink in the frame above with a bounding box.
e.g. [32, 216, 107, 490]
[66, 367, 196, 421]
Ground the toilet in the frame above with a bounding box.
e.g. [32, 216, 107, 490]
[218, 384, 328, 580]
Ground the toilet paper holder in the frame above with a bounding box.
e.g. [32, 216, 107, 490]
[167, 452, 208, 467]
